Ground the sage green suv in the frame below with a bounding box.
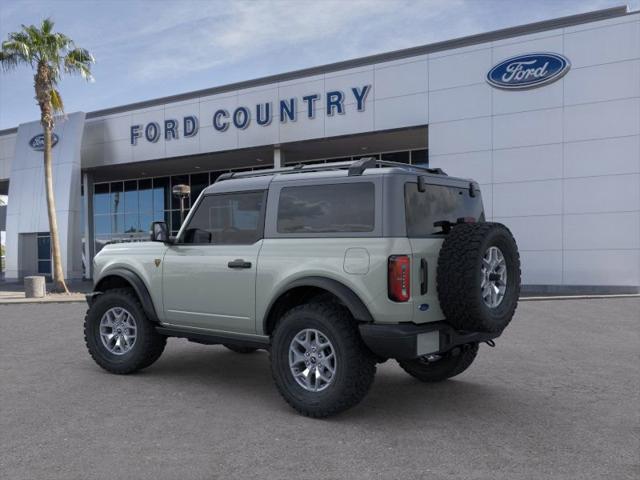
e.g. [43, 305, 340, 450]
[84, 158, 521, 417]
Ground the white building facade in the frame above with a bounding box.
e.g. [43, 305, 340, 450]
[0, 6, 638, 293]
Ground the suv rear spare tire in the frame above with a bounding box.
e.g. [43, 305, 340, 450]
[437, 222, 520, 333]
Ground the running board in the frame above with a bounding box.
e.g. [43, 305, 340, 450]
[156, 326, 270, 349]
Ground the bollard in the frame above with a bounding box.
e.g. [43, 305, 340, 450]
[24, 276, 46, 298]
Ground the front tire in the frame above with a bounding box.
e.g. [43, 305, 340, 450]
[84, 288, 166, 374]
[398, 343, 479, 382]
[270, 302, 376, 418]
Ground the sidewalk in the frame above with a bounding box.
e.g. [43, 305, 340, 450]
[0, 279, 91, 304]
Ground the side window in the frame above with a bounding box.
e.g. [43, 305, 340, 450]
[181, 191, 265, 245]
[277, 183, 375, 234]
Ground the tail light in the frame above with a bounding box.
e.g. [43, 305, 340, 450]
[388, 255, 410, 302]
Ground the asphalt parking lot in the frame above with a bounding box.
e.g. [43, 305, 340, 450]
[1, 297, 638, 480]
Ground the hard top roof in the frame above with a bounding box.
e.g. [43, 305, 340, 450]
[202, 158, 473, 195]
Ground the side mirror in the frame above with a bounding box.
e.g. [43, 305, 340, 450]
[150, 221, 170, 243]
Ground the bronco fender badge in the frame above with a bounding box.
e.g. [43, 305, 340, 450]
[154, 259, 161, 267]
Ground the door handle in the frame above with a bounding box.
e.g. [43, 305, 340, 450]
[228, 259, 252, 269]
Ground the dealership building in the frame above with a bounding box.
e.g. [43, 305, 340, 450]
[0, 5, 638, 292]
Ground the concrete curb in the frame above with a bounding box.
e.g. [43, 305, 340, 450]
[519, 293, 640, 302]
[0, 295, 86, 305]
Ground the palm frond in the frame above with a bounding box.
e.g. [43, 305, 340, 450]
[2, 36, 32, 63]
[50, 88, 64, 113]
[41, 17, 54, 35]
[64, 47, 94, 81]
[0, 51, 20, 70]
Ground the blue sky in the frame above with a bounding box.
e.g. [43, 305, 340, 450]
[0, 0, 633, 130]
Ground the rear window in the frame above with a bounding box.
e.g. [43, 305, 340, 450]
[405, 182, 483, 236]
[277, 183, 375, 234]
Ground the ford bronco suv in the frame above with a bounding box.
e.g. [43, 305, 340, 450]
[84, 158, 520, 417]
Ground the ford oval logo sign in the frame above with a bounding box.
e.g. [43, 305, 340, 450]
[29, 133, 59, 151]
[487, 53, 570, 90]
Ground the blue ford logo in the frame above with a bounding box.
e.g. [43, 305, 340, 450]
[487, 53, 570, 90]
[29, 133, 59, 151]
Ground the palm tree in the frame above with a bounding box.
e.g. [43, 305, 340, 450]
[0, 18, 94, 293]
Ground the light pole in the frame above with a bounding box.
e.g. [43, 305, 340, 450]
[172, 184, 191, 225]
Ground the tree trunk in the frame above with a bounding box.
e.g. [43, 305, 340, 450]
[43, 122, 68, 293]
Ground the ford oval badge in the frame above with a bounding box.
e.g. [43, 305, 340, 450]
[487, 53, 570, 90]
[29, 133, 59, 151]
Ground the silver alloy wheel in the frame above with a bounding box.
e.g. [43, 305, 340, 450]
[481, 246, 507, 308]
[99, 307, 137, 355]
[289, 328, 337, 392]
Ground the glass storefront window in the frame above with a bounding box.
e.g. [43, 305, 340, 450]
[94, 183, 110, 214]
[190, 172, 209, 204]
[124, 213, 140, 233]
[111, 213, 124, 234]
[140, 213, 154, 234]
[153, 177, 170, 213]
[110, 182, 123, 217]
[124, 180, 138, 213]
[381, 151, 410, 163]
[139, 178, 153, 213]
[94, 215, 110, 235]
[411, 149, 428, 166]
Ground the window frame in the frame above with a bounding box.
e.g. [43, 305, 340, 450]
[174, 189, 268, 246]
[265, 178, 382, 239]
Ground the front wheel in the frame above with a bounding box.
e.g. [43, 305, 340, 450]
[397, 343, 479, 383]
[270, 302, 376, 418]
[84, 288, 166, 374]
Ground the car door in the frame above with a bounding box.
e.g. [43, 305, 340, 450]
[161, 190, 266, 334]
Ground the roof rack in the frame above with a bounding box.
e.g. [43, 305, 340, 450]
[215, 157, 446, 183]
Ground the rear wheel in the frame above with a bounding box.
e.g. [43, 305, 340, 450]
[398, 343, 479, 382]
[270, 302, 376, 418]
[223, 344, 258, 354]
[84, 288, 166, 374]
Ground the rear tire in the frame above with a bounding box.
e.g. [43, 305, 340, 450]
[84, 288, 166, 374]
[398, 343, 479, 382]
[223, 344, 258, 354]
[270, 302, 376, 418]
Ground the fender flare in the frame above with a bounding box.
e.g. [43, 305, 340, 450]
[94, 268, 159, 323]
[262, 276, 373, 333]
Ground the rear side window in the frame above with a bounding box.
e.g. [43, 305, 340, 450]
[405, 183, 483, 236]
[277, 183, 375, 234]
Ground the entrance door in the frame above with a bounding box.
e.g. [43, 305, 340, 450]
[37, 232, 51, 277]
[162, 191, 266, 334]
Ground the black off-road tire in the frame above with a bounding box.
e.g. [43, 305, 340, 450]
[223, 344, 258, 354]
[84, 288, 167, 374]
[398, 343, 479, 382]
[270, 302, 376, 418]
[437, 222, 521, 333]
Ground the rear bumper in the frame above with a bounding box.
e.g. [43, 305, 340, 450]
[359, 321, 500, 360]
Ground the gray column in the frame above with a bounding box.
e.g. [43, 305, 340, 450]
[274, 146, 284, 168]
[83, 171, 94, 279]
